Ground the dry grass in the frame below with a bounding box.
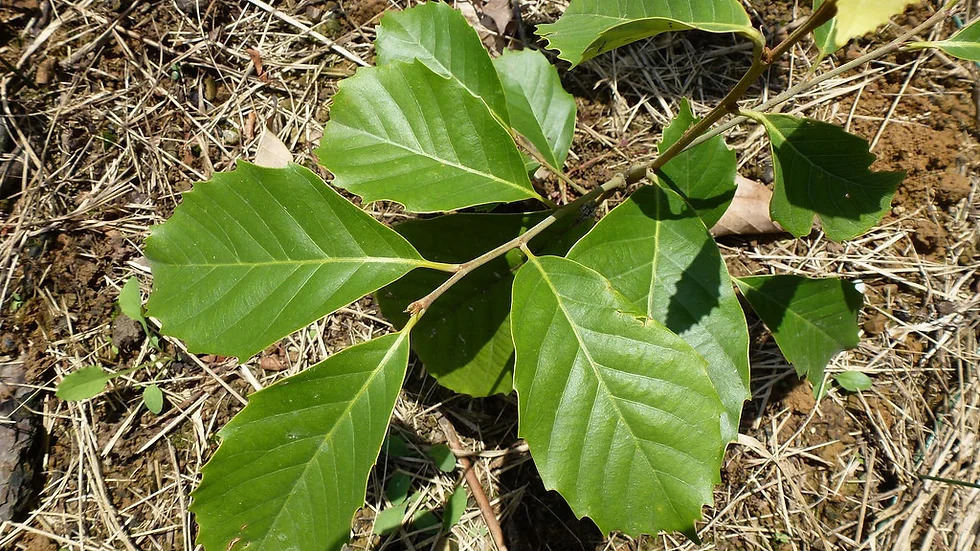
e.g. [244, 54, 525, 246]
[0, 0, 977, 550]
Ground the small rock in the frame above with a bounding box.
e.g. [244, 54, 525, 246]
[863, 313, 888, 335]
[34, 57, 56, 85]
[111, 316, 142, 350]
[222, 128, 240, 146]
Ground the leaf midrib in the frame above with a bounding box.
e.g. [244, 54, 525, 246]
[338, 124, 534, 199]
[251, 331, 408, 544]
[735, 278, 851, 348]
[763, 118, 883, 191]
[528, 256, 684, 523]
[152, 257, 429, 268]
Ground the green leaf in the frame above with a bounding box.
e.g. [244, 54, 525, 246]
[908, 18, 980, 62]
[734, 275, 863, 387]
[427, 444, 456, 473]
[537, 0, 763, 67]
[375, 2, 509, 124]
[386, 473, 412, 505]
[383, 433, 413, 458]
[567, 185, 750, 443]
[145, 162, 428, 360]
[376, 212, 592, 397]
[142, 384, 164, 414]
[412, 509, 441, 532]
[316, 61, 541, 213]
[511, 255, 725, 537]
[56, 366, 136, 401]
[749, 113, 903, 241]
[493, 49, 577, 169]
[374, 501, 410, 536]
[813, 0, 919, 58]
[118, 277, 144, 322]
[656, 98, 737, 228]
[835, 370, 872, 392]
[443, 486, 467, 530]
[191, 331, 411, 551]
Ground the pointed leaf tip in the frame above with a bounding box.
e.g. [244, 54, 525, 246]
[735, 275, 863, 387]
[316, 61, 540, 213]
[191, 332, 411, 551]
[752, 113, 902, 241]
[537, 0, 761, 67]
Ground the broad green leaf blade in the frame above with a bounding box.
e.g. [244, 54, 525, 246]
[428, 444, 456, 473]
[412, 509, 441, 532]
[374, 500, 411, 536]
[375, 2, 509, 124]
[567, 185, 749, 443]
[56, 366, 123, 401]
[142, 384, 164, 414]
[443, 486, 467, 530]
[191, 331, 411, 551]
[734, 275, 863, 386]
[813, 0, 919, 58]
[316, 61, 541, 213]
[511, 255, 724, 537]
[118, 277, 144, 322]
[376, 212, 592, 397]
[145, 162, 427, 360]
[909, 18, 980, 62]
[386, 473, 412, 505]
[835, 370, 872, 392]
[657, 98, 737, 228]
[492, 49, 577, 169]
[537, 0, 763, 67]
[751, 113, 903, 241]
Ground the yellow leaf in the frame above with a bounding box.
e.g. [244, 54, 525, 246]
[831, 0, 919, 51]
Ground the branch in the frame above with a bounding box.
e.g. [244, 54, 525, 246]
[406, 1, 855, 316]
[438, 416, 509, 551]
[407, 164, 646, 314]
[685, 3, 955, 151]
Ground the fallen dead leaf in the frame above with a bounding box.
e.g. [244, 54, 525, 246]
[246, 48, 269, 82]
[254, 127, 293, 168]
[710, 175, 784, 237]
[482, 0, 514, 35]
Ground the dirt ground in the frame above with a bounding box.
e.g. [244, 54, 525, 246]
[0, 1, 977, 550]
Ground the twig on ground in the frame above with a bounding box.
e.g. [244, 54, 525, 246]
[438, 416, 509, 551]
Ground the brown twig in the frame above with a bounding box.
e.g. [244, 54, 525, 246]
[438, 416, 509, 551]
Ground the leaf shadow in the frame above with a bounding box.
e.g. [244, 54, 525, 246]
[374, 373, 604, 551]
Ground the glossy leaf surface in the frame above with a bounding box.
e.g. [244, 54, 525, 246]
[191, 332, 411, 551]
[511, 255, 724, 537]
[813, 0, 919, 57]
[568, 185, 749, 442]
[376, 212, 592, 397]
[909, 18, 980, 62]
[493, 49, 577, 169]
[317, 61, 540, 212]
[752, 113, 903, 241]
[657, 98, 737, 228]
[537, 0, 762, 67]
[735, 275, 863, 386]
[375, 2, 509, 123]
[145, 162, 426, 360]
